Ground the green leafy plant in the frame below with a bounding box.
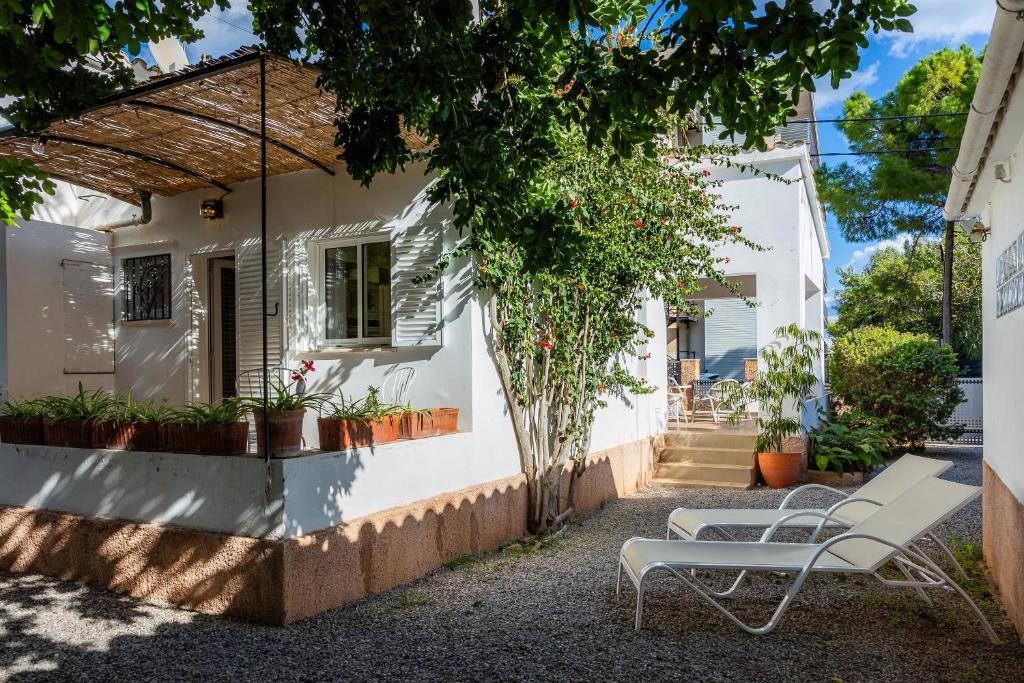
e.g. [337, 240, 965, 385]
[746, 324, 822, 454]
[0, 396, 47, 418]
[828, 326, 963, 448]
[172, 399, 250, 426]
[321, 386, 405, 423]
[126, 398, 176, 424]
[808, 409, 893, 474]
[39, 383, 115, 422]
[242, 377, 328, 413]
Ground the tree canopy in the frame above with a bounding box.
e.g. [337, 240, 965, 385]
[829, 233, 982, 372]
[816, 45, 979, 242]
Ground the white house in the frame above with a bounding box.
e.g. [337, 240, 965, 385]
[667, 97, 829, 403]
[0, 49, 667, 623]
[943, 0, 1024, 642]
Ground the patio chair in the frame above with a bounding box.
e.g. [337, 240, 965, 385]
[665, 453, 967, 582]
[690, 379, 718, 422]
[380, 367, 416, 406]
[618, 476, 999, 642]
[667, 376, 689, 425]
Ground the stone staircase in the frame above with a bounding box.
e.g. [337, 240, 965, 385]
[654, 428, 758, 489]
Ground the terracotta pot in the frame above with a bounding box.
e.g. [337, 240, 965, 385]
[44, 419, 94, 448]
[757, 451, 804, 488]
[399, 408, 459, 439]
[164, 422, 201, 453]
[253, 409, 306, 458]
[131, 422, 167, 452]
[317, 415, 400, 451]
[92, 421, 136, 450]
[197, 422, 249, 455]
[0, 416, 45, 445]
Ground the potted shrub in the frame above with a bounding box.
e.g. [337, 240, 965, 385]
[744, 324, 822, 488]
[41, 384, 116, 448]
[399, 407, 460, 439]
[128, 399, 175, 452]
[318, 387, 403, 450]
[175, 400, 250, 455]
[93, 391, 142, 450]
[807, 408, 893, 486]
[246, 372, 326, 458]
[0, 397, 47, 445]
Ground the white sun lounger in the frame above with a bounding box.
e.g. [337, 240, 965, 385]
[665, 454, 965, 577]
[619, 477, 998, 642]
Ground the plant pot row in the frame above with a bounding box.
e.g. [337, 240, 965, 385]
[317, 408, 459, 451]
[0, 416, 249, 455]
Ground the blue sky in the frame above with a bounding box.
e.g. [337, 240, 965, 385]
[160, 1, 996, 315]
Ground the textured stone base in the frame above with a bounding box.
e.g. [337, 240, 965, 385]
[983, 462, 1024, 643]
[0, 436, 658, 624]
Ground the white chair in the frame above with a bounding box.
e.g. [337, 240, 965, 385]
[618, 476, 998, 642]
[690, 379, 717, 422]
[667, 376, 689, 425]
[381, 367, 416, 407]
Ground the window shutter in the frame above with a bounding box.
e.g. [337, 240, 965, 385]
[283, 237, 315, 353]
[235, 237, 284, 396]
[61, 259, 114, 374]
[391, 224, 442, 346]
[703, 298, 757, 380]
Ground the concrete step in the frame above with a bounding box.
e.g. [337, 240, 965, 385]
[659, 445, 756, 467]
[664, 431, 758, 450]
[652, 477, 753, 490]
[653, 462, 756, 488]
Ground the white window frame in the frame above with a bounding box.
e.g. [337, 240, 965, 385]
[313, 236, 392, 347]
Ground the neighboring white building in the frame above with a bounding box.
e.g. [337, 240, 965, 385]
[943, 0, 1024, 642]
[667, 97, 829, 402]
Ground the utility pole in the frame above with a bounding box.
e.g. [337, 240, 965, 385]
[942, 219, 954, 346]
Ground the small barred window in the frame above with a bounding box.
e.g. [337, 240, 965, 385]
[121, 254, 172, 321]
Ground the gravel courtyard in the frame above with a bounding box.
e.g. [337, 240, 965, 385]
[1, 445, 1021, 682]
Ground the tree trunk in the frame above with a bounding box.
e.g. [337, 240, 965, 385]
[941, 219, 954, 348]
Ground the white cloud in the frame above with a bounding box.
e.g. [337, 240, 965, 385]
[812, 61, 880, 112]
[844, 233, 916, 272]
[881, 1, 995, 58]
[182, 3, 256, 64]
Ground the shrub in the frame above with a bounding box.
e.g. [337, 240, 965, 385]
[808, 409, 894, 473]
[828, 326, 963, 447]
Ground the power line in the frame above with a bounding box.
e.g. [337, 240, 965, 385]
[810, 146, 958, 157]
[209, 12, 256, 37]
[788, 111, 969, 125]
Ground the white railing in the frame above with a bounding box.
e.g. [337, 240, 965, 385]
[944, 378, 983, 445]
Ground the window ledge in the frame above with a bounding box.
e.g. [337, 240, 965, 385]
[300, 346, 400, 358]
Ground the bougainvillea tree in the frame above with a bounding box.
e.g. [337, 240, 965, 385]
[471, 133, 758, 530]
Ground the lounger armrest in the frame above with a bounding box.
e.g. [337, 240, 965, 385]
[826, 497, 883, 516]
[758, 510, 852, 542]
[778, 484, 849, 510]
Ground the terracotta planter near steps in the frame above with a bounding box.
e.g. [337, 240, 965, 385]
[197, 422, 249, 455]
[253, 409, 306, 458]
[0, 416, 44, 445]
[44, 419, 94, 448]
[399, 408, 459, 439]
[92, 421, 135, 450]
[164, 422, 201, 453]
[130, 422, 166, 452]
[757, 451, 803, 488]
[317, 415, 400, 451]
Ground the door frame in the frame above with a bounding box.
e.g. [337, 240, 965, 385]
[208, 256, 237, 402]
[186, 248, 236, 404]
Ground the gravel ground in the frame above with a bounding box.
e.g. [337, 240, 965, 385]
[1, 444, 1022, 682]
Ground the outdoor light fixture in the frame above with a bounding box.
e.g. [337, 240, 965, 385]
[955, 216, 990, 243]
[31, 136, 47, 155]
[200, 198, 224, 219]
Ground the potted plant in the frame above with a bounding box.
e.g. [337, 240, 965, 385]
[399, 406, 460, 439]
[0, 397, 47, 445]
[93, 391, 142, 450]
[41, 384, 116, 448]
[246, 369, 326, 457]
[174, 400, 250, 455]
[745, 324, 822, 488]
[128, 399, 175, 452]
[318, 387, 403, 450]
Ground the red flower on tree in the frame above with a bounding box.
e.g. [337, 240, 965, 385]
[633, 219, 644, 229]
[568, 199, 578, 209]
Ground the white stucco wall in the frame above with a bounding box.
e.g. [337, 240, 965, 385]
[5, 163, 666, 525]
[700, 147, 828, 391]
[969, 79, 1024, 505]
[4, 220, 116, 397]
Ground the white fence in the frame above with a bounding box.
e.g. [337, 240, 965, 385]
[944, 377, 983, 445]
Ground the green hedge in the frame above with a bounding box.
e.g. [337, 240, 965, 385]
[828, 326, 963, 447]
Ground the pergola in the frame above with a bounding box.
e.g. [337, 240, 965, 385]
[0, 47, 429, 456]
